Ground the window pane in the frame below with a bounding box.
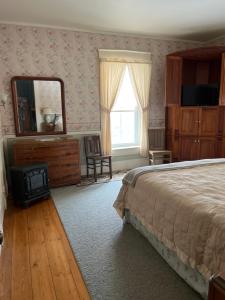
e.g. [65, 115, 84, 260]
[110, 65, 140, 148]
[112, 67, 138, 111]
[111, 111, 137, 145]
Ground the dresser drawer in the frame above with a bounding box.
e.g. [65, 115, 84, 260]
[13, 139, 81, 187]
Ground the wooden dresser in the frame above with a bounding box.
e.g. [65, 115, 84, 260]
[12, 138, 80, 187]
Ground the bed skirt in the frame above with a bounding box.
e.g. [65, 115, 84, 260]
[124, 209, 208, 299]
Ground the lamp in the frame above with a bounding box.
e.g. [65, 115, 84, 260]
[41, 107, 54, 124]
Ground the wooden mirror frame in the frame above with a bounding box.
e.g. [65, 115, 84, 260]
[11, 76, 67, 136]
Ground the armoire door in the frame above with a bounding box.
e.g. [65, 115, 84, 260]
[165, 56, 182, 105]
[199, 137, 218, 159]
[179, 137, 199, 161]
[166, 135, 179, 162]
[219, 53, 225, 106]
[199, 107, 219, 136]
[216, 137, 225, 158]
[180, 108, 199, 136]
[166, 106, 180, 136]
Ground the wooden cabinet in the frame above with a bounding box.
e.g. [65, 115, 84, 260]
[165, 47, 225, 161]
[208, 273, 225, 300]
[180, 107, 219, 137]
[166, 106, 180, 161]
[166, 106, 179, 136]
[199, 137, 218, 159]
[179, 136, 218, 161]
[165, 56, 182, 106]
[179, 137, 199, 161]
[219, 53, 225, 106]
[166, 135, 179, 161]
[166, 106, 220, 161]
[180, 108, 199, 136]
[13, 138, 80, 187]
[200, 107, 219, 136]
[218, 137, 225, 157]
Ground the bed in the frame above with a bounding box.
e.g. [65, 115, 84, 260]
[113, 159, 225, 299]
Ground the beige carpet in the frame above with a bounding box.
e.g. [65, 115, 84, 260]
[77, 170, 127, 186]
[52, 181, 201, 300]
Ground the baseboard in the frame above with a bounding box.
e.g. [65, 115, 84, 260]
[111, 157, 148, 171]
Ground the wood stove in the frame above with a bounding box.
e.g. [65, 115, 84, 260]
[11, 163, 50, 207]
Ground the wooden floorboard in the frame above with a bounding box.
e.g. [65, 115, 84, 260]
[27, 203, 56, 300]
[0, 198, 91, 300]
[0, 206, 14, 300]
[12, 208, 32, 300]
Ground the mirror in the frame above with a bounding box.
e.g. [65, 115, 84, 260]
[11, 76, 66, 136]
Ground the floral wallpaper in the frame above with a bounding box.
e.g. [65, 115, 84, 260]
[0, 24, 201, 135]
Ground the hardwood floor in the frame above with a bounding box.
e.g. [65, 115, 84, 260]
[0, 198, 91, 300]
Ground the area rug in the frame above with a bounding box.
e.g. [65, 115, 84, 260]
[51, 181, 201, 300]
[77, 170, 127, 186]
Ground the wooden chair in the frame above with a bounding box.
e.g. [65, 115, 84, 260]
[83, 135, 112, 182]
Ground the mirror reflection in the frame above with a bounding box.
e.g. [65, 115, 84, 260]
[12, 77, 66, 136]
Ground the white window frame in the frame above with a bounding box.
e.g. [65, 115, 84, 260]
[111, 108, 140, 149]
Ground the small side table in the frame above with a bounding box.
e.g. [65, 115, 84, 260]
[149, 150, 172, 165]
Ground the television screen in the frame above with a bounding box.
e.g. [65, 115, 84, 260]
[181, 84, 219, 106]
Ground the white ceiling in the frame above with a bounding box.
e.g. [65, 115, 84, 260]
[0, 0, 225, 41]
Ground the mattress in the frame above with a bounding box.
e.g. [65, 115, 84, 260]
[114, 159, 225, 294]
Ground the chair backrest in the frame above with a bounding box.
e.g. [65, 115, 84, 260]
[84, 135, 102, 157]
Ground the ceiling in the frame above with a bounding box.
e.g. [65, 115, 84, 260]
[0, 0, 225, 41]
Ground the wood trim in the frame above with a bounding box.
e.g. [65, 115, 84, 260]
[208, 273, 225, 300]
[167, 46, 225, 60]
[165, 56, 182, 106]
[219, 53, 225, 106]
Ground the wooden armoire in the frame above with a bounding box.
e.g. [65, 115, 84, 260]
[165, 46, 225, 161]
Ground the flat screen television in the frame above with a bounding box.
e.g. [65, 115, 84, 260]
[181, 84, 219, 106]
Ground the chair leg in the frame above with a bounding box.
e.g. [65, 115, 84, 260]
[93, 160, 97, 182]
[86, 160, 89, 177]
[100, 160, 103, 175]
[109, 157, 112, 179]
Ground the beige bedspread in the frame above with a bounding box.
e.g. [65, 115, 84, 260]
[114, 162, 225, 280]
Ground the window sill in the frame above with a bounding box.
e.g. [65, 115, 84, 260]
[112, 146, 140, 157]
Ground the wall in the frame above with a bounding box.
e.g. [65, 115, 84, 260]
[0, 24, 201, 136]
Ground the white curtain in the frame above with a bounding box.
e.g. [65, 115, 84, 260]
[128, 63, 152, 157]
[99, 61, 126, 155]
[99, 49, 151, 156]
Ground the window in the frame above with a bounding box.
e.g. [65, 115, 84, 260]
[111, 66, 140, 149]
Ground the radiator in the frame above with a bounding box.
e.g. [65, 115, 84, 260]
[148, 128, 165, 150]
